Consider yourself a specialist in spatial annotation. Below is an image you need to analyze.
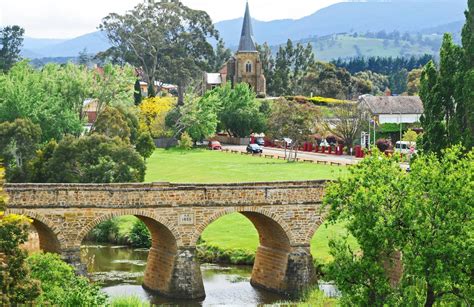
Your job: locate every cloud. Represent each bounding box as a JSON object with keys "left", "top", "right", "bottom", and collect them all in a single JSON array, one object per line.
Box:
[{"left": 0, "top": 0, "right": 342, "bottom": 38}]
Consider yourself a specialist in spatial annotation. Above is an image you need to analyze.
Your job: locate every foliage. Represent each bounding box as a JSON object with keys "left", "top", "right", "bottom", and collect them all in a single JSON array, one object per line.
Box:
[
  {"left": 402, "top": 129, "right": 418, "bottom": 143},
  {"left": 400, "top": 147, "right": 473, "bottom": 306},
  {"left": 87, "top": 218, "right": 120, "bottom": 243},
  {"left": 406, "top": 68, "right": 422, "bottom": 95},
  {"left": 323, "top": 150, "right": 409, "bottom": 305},
  {"left": 0, "top": 25, "right": 24, "bottom": 72},
  {"left": 302, "top": 62, "right": 353, "bottom": 99},
  {"left": 267, "top": 98, "right": 319, "bottom": 161},
  {"left": 197, "top": 244, "right": 254, "bottom": 265},
  {"left": 420, "top": 25, "right": 474, "bottom": 152},
  {"left": 177, "top": 132, "right": 193, "bottom": 150},
  {"left": 128, "top": 220, "right": 151, "bottom": 248},
  {"left": 323, "top": 147, "right": 473, "bottom": 306},
  {"left": 110, "top": 295, "right": 149, "bottom": 307},
  {"left": 135, "top": 132, "right": 155, "bottom": 161},
  {"left": 175, "top": 93, "right": 220, "bottom": 142},
  {"left": 27, "top": 253, "right": 108, "bottom": 306},
  {"left": 323, "top": 103, "right": 366, "bottom": 148},
  {"left": 210, "top": 39, "right": 232, "bottom": 72},
  {"left": 353, "top": 70, "right": 390, "bottom": 95},
  {"left": 375, "top": 138, "right": 392, "bottom": 152},
  {"left": 217, "top": 83, "right": 266, "bottom": 137},
  {"left": 0, "top": 213, "right": 41, "bottom": 304},
  {"left": 285, "top": 95, "right": 349, "bottom": 106},
  {"left": 100, "top": 0, "right": 218, "bottom": 103},
  {"left": 93, "top": 106, "right": 131, "bottom": 142},
  {"left": 42, "top": 134, "right": 145, "bottom": 183},
  {"left": 0, "top": 118, "right": 42, "bottom": 182},
  {"left": 138, "top": 96, "right": 175, "bottom": 138}
]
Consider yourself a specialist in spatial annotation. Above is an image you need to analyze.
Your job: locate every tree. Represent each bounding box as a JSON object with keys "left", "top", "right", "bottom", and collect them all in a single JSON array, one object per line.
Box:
[
  {"left": 0, "top": 213, "right": 41, "bottom": 304},
  {"left": 210, "top": 39, "right": 232, "bottom": 72},
  {"left": 402, "top": 129, "right": 418, "bottom": 144},
  {"left": 420, "top": 61, "right": 446, "bottom": 154},
  {"left": 138, "top": 96, "right": 175, "bottom": 138},
  {"left": 323, "top": 150, "right": 407, "bottom": 306},
  {"left": 100, "top": 0, "right": 219, "bottom": 104},
  {"left": 218, "top": 83, "right": 266, "bottom": 138},
  {"left": 0, "top": 119, "right": 42, "bottom": 182},
  {"left": 46, "top": 134, "right": 146, "bottom": 183},
  {"left": 0, "top": 25, "right": 24, "bottom": 72},
  {"left": 135, "top": 132, "right": 155, "bottom": 161},
  {"left": 256, "top": 42, "right": 275, "bottom": 93},
  {"left": 402, "top": 146, "right": 473, "bottom": 306},
  {"left": 406, "top": 68, "right": 422, "bottom": 95},
  {"left": 267, "top": 99, "right": 319, "bottom": 161},
  {"left": 93, "top": 106, "right": 131, "bottom": 142},
  {"left": 303, "top": 62, "right": 352, "bottom": 99},
  {"left": 389, "top": 68, "right": 408, "bottom": 95},
  {"left": 323, "top": 147, "right": 473, "bottom": 306},
  {"left": 354, "top": 71, "right": 389, "bottom": 95},
  {"left": 134, "top": 79, "right": 143, "bottom": 106},
  {"left": 77, "top": 48, "right": 92, "bottom": 66},
  {"left": 175, "top": 92, "right": 220, "bottom": 142},
  {"left": 323, "top": 103, "right": 366, "bottom": 149}
]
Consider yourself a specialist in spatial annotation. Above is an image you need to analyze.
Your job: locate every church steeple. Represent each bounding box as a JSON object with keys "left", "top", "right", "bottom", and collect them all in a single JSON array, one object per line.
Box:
[{"left": 238, "top": 2, "right": 257, "bottom": 52}]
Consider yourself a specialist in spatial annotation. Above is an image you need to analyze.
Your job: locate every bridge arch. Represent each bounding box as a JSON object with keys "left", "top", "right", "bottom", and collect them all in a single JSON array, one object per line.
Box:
[
  {"left": 6, "top": 209, "right": 62, "bottom": 254},
  {"left": 193, "top": 207, "right": 299, "bottom": 294},
  {"left": 78, "top": 210, "right": 182, "bottom": 295}
]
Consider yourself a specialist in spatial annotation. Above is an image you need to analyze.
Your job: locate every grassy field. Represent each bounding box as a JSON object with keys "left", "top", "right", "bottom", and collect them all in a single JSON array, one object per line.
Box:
[
  {"left": 145, "top": 148, "right": 346, "bottom": 183},
  {"left": 201, "top": 213, "right": 357, "bottom": 264}
]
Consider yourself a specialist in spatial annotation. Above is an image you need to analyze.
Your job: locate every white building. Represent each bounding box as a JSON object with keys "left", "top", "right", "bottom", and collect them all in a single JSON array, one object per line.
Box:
[{"left": 358, "top": 95, "right": 424, "bottom": 124}]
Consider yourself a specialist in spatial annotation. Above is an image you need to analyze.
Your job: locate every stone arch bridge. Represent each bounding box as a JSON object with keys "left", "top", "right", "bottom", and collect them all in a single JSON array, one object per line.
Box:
[{"left": 5, "top": 180, "right": 327, "bottom": 299}]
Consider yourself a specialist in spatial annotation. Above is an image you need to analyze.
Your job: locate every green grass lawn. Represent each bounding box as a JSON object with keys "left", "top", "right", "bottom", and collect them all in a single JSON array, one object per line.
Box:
[
  {"left": 145, "top": 148, "right": 347, "bottom": 183},
  {"left": 201, "top": 213, "right": 358, "bottom": 264}
]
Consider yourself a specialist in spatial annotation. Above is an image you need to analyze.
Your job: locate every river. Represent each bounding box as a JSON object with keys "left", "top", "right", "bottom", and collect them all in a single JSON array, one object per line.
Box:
[{"left": 81, "top": 244, "right": 338, "bottom": 305}]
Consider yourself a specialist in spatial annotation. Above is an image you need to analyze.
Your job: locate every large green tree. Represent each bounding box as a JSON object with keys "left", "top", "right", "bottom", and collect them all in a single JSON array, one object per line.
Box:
[
  {"left": 324, "top": 147, "right": 473, "bottom": 306},
  {"left": 0, "top": 119, "right": 42, "bottom": 182},
  {"left": 100, "top": 0, "right": 219, "bottom": 104},
  {"left": 0, "top": 26, "right": 24, "bottom": 72}
]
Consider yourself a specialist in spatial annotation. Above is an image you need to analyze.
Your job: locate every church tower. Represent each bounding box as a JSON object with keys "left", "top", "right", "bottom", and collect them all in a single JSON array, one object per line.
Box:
[{"left": 227, "top": 2, "right": 266, "bottom": 97}]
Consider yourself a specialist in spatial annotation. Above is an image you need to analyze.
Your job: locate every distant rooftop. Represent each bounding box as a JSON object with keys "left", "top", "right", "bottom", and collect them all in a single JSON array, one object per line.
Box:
[{"left": 359, "top": 95, "right": 424, "bottom": 115}]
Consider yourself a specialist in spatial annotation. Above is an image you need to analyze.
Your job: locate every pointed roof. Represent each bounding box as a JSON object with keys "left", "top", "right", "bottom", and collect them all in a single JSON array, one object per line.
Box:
[{"left": 238, "top": 2, "right": 257, "bottom": 52}]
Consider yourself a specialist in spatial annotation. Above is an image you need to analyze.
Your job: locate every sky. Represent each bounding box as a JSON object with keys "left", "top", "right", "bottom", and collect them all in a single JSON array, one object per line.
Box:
[{"left": 0, "top": 0, "right": 344, "bottom": 39}]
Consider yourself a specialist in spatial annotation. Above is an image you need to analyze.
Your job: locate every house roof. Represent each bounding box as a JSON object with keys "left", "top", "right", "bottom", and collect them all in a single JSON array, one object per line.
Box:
[
  {"left": 359, "top": 95, "right": 424, "bottom": 115},
  {"left": 205, "top": 73, "right": 222, "bottom": 85},
  {"left": 238, "top": 2, "right": 257, "bottom": 52}
]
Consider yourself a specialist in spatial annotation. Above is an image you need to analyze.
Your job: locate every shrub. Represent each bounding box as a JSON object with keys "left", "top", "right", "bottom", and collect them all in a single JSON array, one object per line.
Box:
[
  {"left": 110, "top": 295, "right": 149, "bottom": 307},
  {"left": 376, "top": 138, "right": 392, "bottom": 152},
  {"left": 86, "top": 218, "right": 120, "bottom": 243},
  {"left": 177, "top": 132, "right": 193, "bottom": 150},
  {"left": 196, "top": 244, "right": 254, "bottom": 265},
  {"left": 27, "top": 253, "right": 108, "bottom": 306},
  {"left": 129, "top": 220, "right": 151, "bottom": 248},
  {"left": 135, "top": 132, "right": 155, "bottom": 160}
]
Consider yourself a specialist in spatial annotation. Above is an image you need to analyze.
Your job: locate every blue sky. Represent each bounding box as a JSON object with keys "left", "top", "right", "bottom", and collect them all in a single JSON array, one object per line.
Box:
[{"left": 0, "top": 0, "right": 343, "bottom": 38}]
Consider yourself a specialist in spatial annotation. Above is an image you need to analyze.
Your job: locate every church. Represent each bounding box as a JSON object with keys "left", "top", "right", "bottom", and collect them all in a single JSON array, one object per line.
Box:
[{"left": 203, "top": 2, "right": 266, "bottom": 97}]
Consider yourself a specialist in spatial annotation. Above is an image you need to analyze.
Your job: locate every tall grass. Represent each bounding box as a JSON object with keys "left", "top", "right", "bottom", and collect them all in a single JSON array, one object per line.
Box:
[{"left": 109, "top": 295, "right": 149, "bottom": 307}]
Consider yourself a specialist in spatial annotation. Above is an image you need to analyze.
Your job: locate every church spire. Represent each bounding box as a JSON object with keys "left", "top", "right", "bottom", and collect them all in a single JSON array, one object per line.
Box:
[{"left": 238, "top": 2, "right": 257, "bottom": 52}]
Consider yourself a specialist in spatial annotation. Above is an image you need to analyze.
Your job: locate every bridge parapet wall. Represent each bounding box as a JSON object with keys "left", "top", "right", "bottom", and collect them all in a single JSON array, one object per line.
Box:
[{"left": 4, "top": 180, "right": 327, "bottom": 208}]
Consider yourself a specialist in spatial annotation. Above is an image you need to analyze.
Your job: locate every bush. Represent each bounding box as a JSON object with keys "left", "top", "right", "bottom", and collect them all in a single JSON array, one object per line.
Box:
[
  {"left": 197, "top": 244, "right": 254, "bottom": 265},
  {"left": 285, "top": 95, "right": 350, "bottom": 106},
  {"left": 27, "top": 253, "right": 108, "bottom": 306},
  {"left": 177, "top": 132, "right": 193, "bottom": 150},
  {"left": 129, "top": 220, "right": 151, "bottom": 248},
  {"left": 110, "top": 295, "right": 149, "bottom": 307},
  {"left": 376, "top": 138, "right": 392, "bottom": 152},
  {"left": 86, "top": 218, "right": 120, "bottom": 243}
]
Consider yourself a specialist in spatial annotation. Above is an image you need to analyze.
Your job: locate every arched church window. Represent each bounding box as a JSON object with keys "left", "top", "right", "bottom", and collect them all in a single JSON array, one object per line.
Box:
[{"left": 245, "top": 61, "right": 252, "bottom": 73}]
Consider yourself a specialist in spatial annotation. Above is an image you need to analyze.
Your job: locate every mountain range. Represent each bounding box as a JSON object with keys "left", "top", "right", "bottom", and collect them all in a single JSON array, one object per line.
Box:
[{"left": 21, "top": 0, "right": 468, "bottom": 60}]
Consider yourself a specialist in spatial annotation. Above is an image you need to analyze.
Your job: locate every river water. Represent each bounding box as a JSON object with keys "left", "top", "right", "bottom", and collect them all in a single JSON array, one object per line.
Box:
[{"left": 82, "top": 244, "right": 288, "bottom": 305}]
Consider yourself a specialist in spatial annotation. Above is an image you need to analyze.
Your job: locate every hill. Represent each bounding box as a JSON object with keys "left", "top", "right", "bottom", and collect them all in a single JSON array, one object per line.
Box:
[
  {"left": 294, "top": 33, "right": 443, "bottom": 62},
  {"left": 215, "top": 0, "right": 466, "bottom": 48}
]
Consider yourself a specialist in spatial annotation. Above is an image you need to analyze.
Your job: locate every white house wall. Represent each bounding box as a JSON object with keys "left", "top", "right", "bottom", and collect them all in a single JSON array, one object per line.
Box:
[{"left": 379, "top": 114, "right": 421, "bottom": 124}]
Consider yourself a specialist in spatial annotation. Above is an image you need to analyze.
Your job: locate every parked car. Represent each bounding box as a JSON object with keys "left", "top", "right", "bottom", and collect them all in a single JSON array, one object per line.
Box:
[
  {"left": 394, "top": 141, "right": 416, "bottom": 154},
  {"left": 247, "top": 144, "right": 263, "bottom": 154},
  {"left": 208, "top": 141, "right": 222, "bottom": 150},
  {"left": 255, "top": 137, "right": 265, "bottom": 146}
]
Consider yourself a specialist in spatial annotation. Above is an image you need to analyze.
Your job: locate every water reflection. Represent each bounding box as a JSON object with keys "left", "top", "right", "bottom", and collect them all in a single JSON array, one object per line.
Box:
[{"left": 81, "top": 244, "right": 286, "bottom": 305}]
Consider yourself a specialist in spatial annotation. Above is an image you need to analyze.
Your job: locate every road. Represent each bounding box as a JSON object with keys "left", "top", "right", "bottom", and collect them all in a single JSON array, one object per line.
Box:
[{"left": 222, "top": 145, "right": 361, "bottom": 166}]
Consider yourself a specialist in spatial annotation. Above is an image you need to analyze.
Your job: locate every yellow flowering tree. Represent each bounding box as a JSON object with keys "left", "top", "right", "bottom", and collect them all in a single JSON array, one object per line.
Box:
[{"left": 138, "top": 97, "right": 175, "bottom": 138}]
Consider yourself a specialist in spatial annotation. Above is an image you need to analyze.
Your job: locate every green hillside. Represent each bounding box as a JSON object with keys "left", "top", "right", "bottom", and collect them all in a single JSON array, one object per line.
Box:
[{"left": 308, "top": 34, "right": 442, "bottom": 61}]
